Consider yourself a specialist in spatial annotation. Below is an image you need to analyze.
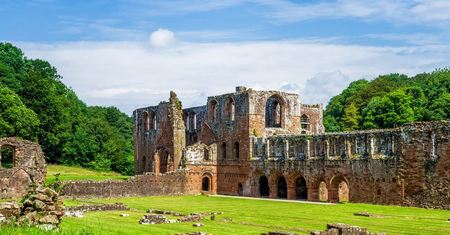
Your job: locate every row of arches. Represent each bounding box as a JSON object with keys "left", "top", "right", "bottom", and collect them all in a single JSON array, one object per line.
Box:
[
  {"left": 221, "top": 142, "right": 240, "bottom": 159},
  {"left": 257, "top": 175, "right": 349, "bottom": 202},
  {"left": 143, "top": 111, "right": 156, "bottom": 131},
  {"left": 209, "top": 97, "right": 235, "bottom": 123}
]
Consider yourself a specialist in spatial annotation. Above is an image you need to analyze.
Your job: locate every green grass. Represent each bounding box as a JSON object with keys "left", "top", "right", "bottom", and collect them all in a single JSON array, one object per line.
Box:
[
  {"left": 45, "top": 165, "right": 129, "bottom": 184},
  {"left": 3, "top": 195, "right": 449, "bottom": 235}
]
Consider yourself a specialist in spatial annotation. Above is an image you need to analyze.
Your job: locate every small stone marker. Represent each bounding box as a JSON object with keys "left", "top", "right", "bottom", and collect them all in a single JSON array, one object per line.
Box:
[
  {"left": 210, "top": 215, "right": 215, "bottom": 220},
  {"left": 120, "top": 213, "right": 129, "bottom": 217},
  {"left": 193, "top": 223, "right": 204, "bottom": 227}
]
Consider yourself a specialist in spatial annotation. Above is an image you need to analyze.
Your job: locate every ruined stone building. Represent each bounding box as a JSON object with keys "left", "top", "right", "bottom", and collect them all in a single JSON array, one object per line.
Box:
[
  {"left": 0, "top": 137, "right": 47, "bottom": 198},
  {"left": 62, "top": 87, "right": 448, "bottom": 208},
  {"left": 129, "top": 87, "right": 449, "bottom": 206}
]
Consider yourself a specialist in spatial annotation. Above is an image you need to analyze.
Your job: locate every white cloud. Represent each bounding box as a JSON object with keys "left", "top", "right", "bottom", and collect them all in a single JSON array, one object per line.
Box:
[
  {"left": 149, "top": 29, "right": 175, "bottom": 47},
  {"left": 260, "top": 0, "right": 450, "bottom": 27},
  {"left": 18, "top": 40, "right": 450, "bottom": 115}
]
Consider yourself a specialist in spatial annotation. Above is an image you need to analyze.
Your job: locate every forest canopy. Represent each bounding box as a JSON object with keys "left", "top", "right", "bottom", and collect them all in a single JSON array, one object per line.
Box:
[
  {"left": 0, "top": 42, "right": 134, "bottom": 175},
  {"left": 324, "top": 70, "right": 450, "bottom": 132}
]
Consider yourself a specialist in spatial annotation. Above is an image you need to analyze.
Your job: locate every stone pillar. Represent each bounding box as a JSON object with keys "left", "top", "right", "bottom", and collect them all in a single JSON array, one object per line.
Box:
[
  {"left": 284, "top": 139, "right": 289, "bottom": 160},
  {"left": 345, "top": 138, "right": 352, "bottom": 158},
  {"left": 249, "top": 137, "right": 254, "bottom": 160},
  {"left": 369, "top": 137, "right": 375, "bottom": 157},
  {"left": 306, "top": 140, "right": 311, "bottom": 159},
  {"left": 269, "top": 183, "right": 277, "bottom": 199},
  {"left": 266, "top": 139, "right": 270, "bottom": 159},
  {"left": 325, "top": 140, "right": 330, "bottom": 159},
  {"left": 308, "top": 187, "right": 318, "bottom": 201},
  {"left": 287, "top": 185, "right": 296, "bottom": 200}
]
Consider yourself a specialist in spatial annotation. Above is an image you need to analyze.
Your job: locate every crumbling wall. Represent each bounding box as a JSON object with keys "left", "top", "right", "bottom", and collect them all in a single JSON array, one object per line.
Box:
[
  {"left": 0, "top": 137, "right": 46, "bottom": 199},
  {"left": 62, "top": 170, "right": 211, "bottom": 198},
  {"left": 301, "top": 104, "right": 324, "bottom": 134},
  {"left": 133, "top": 91, "right": 186, "bottom": 174}
]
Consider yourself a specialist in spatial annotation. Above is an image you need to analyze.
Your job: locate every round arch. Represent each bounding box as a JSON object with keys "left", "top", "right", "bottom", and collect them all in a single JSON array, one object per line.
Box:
[
  {"left": 295, "top": 176, "right": 308, "bottom": 200},
  {"left": 329, "top": 175, "right": 349, "bottom": 203},
  {"left": 265, "top": 94, "right": 285, "bottom": 128},
  {"left": 277, "top": 176, "right": 287, "bottom": 198}
]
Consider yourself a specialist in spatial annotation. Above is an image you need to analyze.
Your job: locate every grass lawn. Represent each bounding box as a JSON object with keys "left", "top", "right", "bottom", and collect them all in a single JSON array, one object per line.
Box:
[
  {"left": 45, "top": 165, "right": 130, "bottom": 184},
  {"left": 3, "top": 195, "right": 449, "bottom": 235}
]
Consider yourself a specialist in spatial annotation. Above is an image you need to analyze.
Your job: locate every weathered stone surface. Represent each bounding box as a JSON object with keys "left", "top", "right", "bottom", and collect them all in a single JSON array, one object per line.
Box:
[
  {"left": 140, "top": 214, "right": 167, "bottom": 224},
  {"left": 310, "top": 223, "right": 386, "bottom": 235},
  {"left": 0, "top": 137, "right": 47, "bottom": 199},
  {"left": 0, "top": 202, "right": 20, "bottom": 218}
]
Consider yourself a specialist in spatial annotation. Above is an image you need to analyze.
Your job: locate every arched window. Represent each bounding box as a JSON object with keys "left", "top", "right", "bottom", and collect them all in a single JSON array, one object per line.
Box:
[
  {"left": 259, "top": 176, "right": 270, "bottom": 197},
  {"left": 233, "top": 142, "right": 240, "bottom": 159},
  {"left": 209, "top": 100, "right": 218, "bottom": 123},
  {"left": 143, "top": 112, "right": 150, "bottom": 131},
  {"left": 319, "top": 181, "right": 328, "bottom": 202},
  {"left": 277, "top": 176, "right": 287, "bottom": 198},
  {"left": 186, "top": 115, "right": 190, "bottom": 130},
  {"left": 301, "top": 114, "right": 310, "bottom": 132},
  {"left": 192, "top": 113, "right": 197, "bottom": 130},
  {"left": 265, "top": 95, "right": 283, "bottom": 127},
  {"left": 202, "top": 176, "right": 210, "bottom": 191},
  {"left": 221, "top": 142, "right": 227, "bottom": 159},
  {"left": 0, "top": 145, "right": 15, "bottom": 169},
  {"left": 204, "top": 148, "right": 210, "bottom": 161},
  {"left": 225, "top": 97, "right": 235, "bottom": 121},
  {"left": 149, "top": 111, "right": 156, "bottom": 130}
]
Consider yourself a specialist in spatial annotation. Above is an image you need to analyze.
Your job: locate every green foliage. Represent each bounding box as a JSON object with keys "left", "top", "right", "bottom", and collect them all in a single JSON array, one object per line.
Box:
[
  {"left": 0, "top": 42, "right": 134, "bottom": 175},
  {"left": 325, "top": 70, "right": 450, "bottom": 131},
  {"left": 0, "top": 84, "right": 40, "bottom": 140}
]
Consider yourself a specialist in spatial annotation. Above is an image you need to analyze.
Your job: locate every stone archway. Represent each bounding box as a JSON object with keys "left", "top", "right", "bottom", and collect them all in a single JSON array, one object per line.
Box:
[
  {"left": 330, "top": 176, "right": 349, "bottom": 203},
  {"left": 259, "top": 176, "right": 270, "bottom": 197},
  {"left": 237, "top": 183, "right": 243, "bottom": 196},
  {"left": 318, "top": 181, "right": 328, "bottom": 202},
  {"left": 295, "top": 176, "right": 308, "bottom": 200},
  {"left": 277, "top": 176, "right": 287, "bottom": 198},
  {"left": 202, "top": 175, "right": 211, "bottom": 192}
]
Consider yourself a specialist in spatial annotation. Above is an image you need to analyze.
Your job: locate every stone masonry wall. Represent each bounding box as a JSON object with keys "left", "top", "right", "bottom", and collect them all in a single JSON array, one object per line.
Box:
[{"left": 0, "top": 137, "right": 47, "bottom": 199}]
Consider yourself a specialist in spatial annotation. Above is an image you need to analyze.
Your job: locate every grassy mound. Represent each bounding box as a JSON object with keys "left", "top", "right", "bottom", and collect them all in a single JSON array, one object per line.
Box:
[{"left": 45, "top": 165, "right": 130, "bottom": 184}]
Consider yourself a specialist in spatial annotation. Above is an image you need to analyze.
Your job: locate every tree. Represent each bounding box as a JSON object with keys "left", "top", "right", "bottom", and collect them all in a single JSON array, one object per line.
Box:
[
  {"left": 342, "top": 103, "right": 360, "bottom": 131},
  {"left": 0, "top": 84, "right": 40, "bottom": 140}
]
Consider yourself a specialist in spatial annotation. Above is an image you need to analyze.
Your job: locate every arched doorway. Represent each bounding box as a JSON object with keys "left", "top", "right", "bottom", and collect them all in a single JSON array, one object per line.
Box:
[
  {"left": 277, "top": 176, "right": 287, "bottom": 198},
  {"left": 330, "top": 176, "right": 349, "bottom": 203},
  {"left": 202, "top": 176, "right": 210, "bottom": 191},
  {"left": 159, "top": 150, "right": 169, "bottom": 174},
  {"left": 319, "top": 181, "right": 328, "bottom": 202},
  {"left": 259, "top": 176, "right": 270, "bottom": 197},
  {"left": 295, "top": 176, "right": 308, "bottom": 200},
  {"left": 237, "top": 183, "right": 243, "bottom": 196},
  {"left": 0, "top": 145, "right": 15, "bottom": 168}
]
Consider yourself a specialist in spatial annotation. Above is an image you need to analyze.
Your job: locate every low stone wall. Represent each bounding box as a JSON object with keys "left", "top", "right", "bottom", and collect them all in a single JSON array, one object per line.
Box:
[{"left": 61, "top": 171, "right": 204, "bottom": 198}]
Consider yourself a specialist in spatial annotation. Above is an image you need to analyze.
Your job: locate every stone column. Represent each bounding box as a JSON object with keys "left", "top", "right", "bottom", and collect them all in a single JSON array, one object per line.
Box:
[
  {"left": 266, "top": 139, "right": 270, "bottom": 159},
  {"left": 287, "top": 185, "right": 296, "bottom": 200},
  {"left": 269, "top": 183, "right": 277, "bottom": 199},
  {"left": 345, "top": 138, "right": 352, "bottom": 158},
  {"left": 284, "top": 139, "right": 289, "bottom": 160},
  {"left": 325, "top": 140, "right": 330, "bottom": 159},
  {"left": 306, "top": 140, "right": 311, "bottom": 159}
]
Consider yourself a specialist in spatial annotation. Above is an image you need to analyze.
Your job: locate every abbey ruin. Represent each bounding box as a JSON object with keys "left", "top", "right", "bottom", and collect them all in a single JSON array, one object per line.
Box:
[{"left": 62, "top": 87, "right": 449, "bottom": 208}]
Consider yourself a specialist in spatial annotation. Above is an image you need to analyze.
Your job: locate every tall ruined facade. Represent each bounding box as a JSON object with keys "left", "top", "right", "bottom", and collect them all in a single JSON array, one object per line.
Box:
[{"left": 133, "top": 87, "right": 449, "bottom": 207}]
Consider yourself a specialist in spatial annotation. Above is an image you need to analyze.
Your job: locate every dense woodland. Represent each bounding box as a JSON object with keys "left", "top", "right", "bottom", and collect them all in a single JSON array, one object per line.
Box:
[
  {"left": 0, "top": 43, "right": 134, "bottom": 175},
  {"left": 0, "top": 42, "right": 449, "bottom": 174},
  {"left": 324, "top": 70, "right": 450, "bottom": 132}
]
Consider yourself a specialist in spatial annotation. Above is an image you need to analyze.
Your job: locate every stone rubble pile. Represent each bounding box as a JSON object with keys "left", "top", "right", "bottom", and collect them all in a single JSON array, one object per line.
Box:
[
  {"left": 310, "top": 223, "right": 386, "bottom": 235},
  {"left": 0, "top": 186, "right": 64, "bottom": 229},
  {"left": 65, "top": 203, "right": 129, "bottom": 218},
  {"left": 175, "top": 232, "right": 206, "bottom": 235},
  {"left": 140, "top": 214, "right": 169, "bottom": 224},
  {"left": 139, "top": 209, "right": 222, "bottom": 225}
]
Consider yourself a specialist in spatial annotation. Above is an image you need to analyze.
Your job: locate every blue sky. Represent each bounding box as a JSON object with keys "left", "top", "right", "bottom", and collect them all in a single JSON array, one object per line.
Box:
[{"left": 1, "top": 0, "right": 450, "bottom": 114}]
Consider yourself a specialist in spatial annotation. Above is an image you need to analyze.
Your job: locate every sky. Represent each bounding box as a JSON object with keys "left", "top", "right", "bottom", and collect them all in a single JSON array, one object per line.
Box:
[{"left": 1, "top": 0, "right": 450, "bottom": 115}]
